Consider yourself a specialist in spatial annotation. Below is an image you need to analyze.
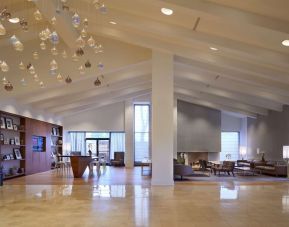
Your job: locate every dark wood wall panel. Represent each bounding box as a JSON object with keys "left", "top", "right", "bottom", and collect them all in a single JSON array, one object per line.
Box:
[{"left": 25, "top": 118, "right": 53, "bottom": 175}]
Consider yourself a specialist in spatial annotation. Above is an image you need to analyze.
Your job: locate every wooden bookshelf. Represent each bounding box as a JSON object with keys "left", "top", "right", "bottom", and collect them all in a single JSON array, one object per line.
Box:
[
  {"left": 1, "top": 110, "right": 63, "bottom": 179},
  {"left": 1, "top": 111, "right": 26, "bottom": 180},
  {"left": 51, "top": 125, "right": 63, "bottom": 168}
]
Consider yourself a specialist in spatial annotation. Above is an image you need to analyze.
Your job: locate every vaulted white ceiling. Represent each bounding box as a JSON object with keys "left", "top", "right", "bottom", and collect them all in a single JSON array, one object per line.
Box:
[{"left": 1, "top": 0, "right": 289, "bottom": 118}]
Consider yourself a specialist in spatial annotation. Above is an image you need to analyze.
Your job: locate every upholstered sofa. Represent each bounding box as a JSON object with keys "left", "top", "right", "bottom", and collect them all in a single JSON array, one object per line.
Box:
[
  {"left": 237, "top": 160, "right": 287, "bottom": 177},
  {"left": 254, "top": 161, "right": 287, "bottom": 177}
]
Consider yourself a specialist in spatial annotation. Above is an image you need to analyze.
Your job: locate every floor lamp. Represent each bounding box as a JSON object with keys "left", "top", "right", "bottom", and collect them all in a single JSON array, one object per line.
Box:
[{"left": 282, "top": 146, "right": 289, "bottom": 178}]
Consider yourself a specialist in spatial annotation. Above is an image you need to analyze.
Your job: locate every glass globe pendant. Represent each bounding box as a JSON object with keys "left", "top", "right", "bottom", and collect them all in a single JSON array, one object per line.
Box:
[
  {"left": 33, "top": 51, "right": 39, "bottom": 60},
  {"left": 0, "top": 22, "right": 6, "bottom": 35},
  {"left": 2, "top": 76, "right": 7, "bottom": 85},
  {"left": 50, "top": 31, "right": 59, "bottom": 45},
  {"left": 80, "top": 28, "right": 87, "bottom": 38},
  {"left": 75, "top": 36, "right": 85, "bottom": 48},
  {"left": 51, "top": 46, "right": 58, "bottom": 55},
  {"left": 19, "top": 61, "right": 25, "bottom": 70},
  {"left": 50, "top": 59, "right": 58, "bottom": 70},
  {"left": 97, "top": 62, "right": 104, "bottom": 70},
  {"left": 34, "top": 9, "right": 42, "bottom": 21},
  {"left": 72, "top": 13, "right": 81, "bottom": 28},
  {"left": 20, "top": 78, "right": 27, "bottom": 86},
  {"left": 72, "top": 53, "right": 79, "bottom": 62},
  {"left": 51, "top": 16, "right": 57, "bottom": 25},
  {"left": 4, "top": 81, "right": 13, "bottom": 91},
  {"left": 33, "top": 74, "right": 39, "bottom": 82},
  {"left": 79, "top": 65, "right": 85, "bottom": 75},
  {"left": 39, "top": 81, "right": 44, "bottom": 88},
  {"left": 65, "top": 76, "right": 72, "bottom": 84},
  {"left": 1, "top": 61, "right": 9, "bottom": 72},
  {"left": 83, "top": 18, "right": 88, "bottom": 28},
  {"left": 57, "top": 73, "right": 63, "bottom": 82},
  {"left": 87, "top": 36, "right": 95, "bottom": 47},
  {"left": 29, "top": 65, "right": 36, "bottom": 74},
  {"left": 62, "top": 50, "right": 67, "bottom": 59},
  {"left": 40, "top": 41, "right": 46, "bottom": 50}
]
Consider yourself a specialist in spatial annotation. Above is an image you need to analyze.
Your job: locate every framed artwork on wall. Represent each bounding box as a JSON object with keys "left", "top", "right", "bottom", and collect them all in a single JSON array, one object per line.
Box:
[
  {"left": 5, "top": 118, "right": 13, "bottom": 130},
  {"left": 14, "top": 136, "right": 20, "bottom": 145},
  {"left": 0, "top": 133, "right": 4, "bottom": 144},
  {"left": 13, "top": 124, "right": 18, "bottom": 131},
  {"left": 10, "top": 138, "right": 15, "bottom": 145},
  {"left": 14, "top": 148, "right": 22, "bottom": 160},
  {"left": 1, "top": 117, "right": 5, "bottom": 129}
]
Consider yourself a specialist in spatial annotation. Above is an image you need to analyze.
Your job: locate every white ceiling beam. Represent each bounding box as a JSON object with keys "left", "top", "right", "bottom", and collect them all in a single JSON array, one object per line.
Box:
[
  {"left": 175, "top": 77, "right": 283, "bottom": 112},
  {"left": 175, "top": 60, "right": 289, "bottom": 98},
  {"left": 176, "top": 93, "right": 257, "bottom": 118},
  {"left": 162, "top": 0, "right": 289, "bottom": 34},
  {"left": 90, "top": 25, "right": 289, "bottom": 90},
  {"left": 175, "top": 63, "right": 289, "bottom": 105},
  {"left": 15, "top": 60, "right": 151, "bottom": 104},
  {"left": 58, "top": 89, "right": 151, "bottom": 117},
  {"left": 86, "top": 8, "right": 289, "bottom": 73},
  {"left": 37, "top": 77, "right": 151, "bottom": 110},
  {"left": 50, "top": 83, "right": 151, "bottom": 113},
  {"left": 175, "top": 87, "right": 268, "bottom": 116}
]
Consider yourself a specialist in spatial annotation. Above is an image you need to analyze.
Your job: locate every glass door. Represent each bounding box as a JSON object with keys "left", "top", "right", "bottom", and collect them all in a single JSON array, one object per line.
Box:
[
  {"left": 85, "top": 139, "right": 97, "bottom": 156},
  {"left": 98, "top": 139, "right": 110, "bottom": 163},
  {"left": 85, "top": 138, "right": 110, "bottom": 163}
]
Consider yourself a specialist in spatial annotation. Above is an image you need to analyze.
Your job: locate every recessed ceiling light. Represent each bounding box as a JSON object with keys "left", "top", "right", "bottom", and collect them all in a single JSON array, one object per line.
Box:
[
  {"left": 282, "top": 40, "right": 289, "bottom": 46},
  {"left": 8, "top": 17, "right": 20, "bottom": 24},
  {"left": 161, "top": 8, "right": 173, "bottom": 16},
  {"left": 210, "top": 47, "right": 218, "bottom": 51},
  {"left": 109, "top": 21, "right": 117, "bottom": 25}
]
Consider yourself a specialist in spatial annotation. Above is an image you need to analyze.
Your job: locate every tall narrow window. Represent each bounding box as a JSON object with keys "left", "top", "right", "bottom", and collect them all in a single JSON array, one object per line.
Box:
[
  {"left": 134, "top": 105, "right": 150, "bottom": 163},
  {"left": 220, "top": 132, "right": 239, "bottom": 161}
]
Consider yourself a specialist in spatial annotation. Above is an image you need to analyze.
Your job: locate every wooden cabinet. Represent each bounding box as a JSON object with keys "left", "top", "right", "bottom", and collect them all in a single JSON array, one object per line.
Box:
[
  {"left": 0, "top": 112, "right": 26, "bottom": 180},
  {"left": 0, "top": 111, "right": 63, "bottom": 179}
]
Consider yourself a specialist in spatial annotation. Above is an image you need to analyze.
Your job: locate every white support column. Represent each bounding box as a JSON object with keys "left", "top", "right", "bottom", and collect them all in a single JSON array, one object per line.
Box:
[
  {"left": 125, "top": 99, "right": 134, "bottom": 168},
  {"left": 151, "top": 50, "right": 174, "bottom": 186}
]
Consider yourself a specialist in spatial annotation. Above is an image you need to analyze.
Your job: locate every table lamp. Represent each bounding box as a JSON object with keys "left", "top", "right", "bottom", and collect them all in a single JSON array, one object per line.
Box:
[
  {"left": 240, "top": 147, "right": 247, "bottom": 160},
  {"left": 283, "top": 146, "right": 289, "bottom": 178}
]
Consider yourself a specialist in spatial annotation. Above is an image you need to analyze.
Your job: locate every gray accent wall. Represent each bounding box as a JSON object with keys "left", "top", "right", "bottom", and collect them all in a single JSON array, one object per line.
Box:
[
  {"left": 177, "top": 100, "right": 221, "bottom": 153},
  {"left": 247, "top": 106, "right": 289, "bottom": 161}
]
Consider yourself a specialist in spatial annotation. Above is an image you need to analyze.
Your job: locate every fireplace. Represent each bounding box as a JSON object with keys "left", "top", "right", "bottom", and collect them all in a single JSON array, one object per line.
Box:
[
  {"left": 177, "top": 152, "right": 209, "bottom": 165},
  {"left": 187, "top": 152, "right": 208, "bottom": 165}
]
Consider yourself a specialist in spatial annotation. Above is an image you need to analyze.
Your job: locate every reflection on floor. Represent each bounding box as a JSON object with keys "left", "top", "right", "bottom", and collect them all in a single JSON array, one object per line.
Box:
[{"left": 1, "top": 167, "right": 289, "bottom": 226}]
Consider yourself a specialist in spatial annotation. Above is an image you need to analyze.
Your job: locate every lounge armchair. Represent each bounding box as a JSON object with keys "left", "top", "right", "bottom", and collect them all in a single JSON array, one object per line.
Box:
[
  {"left": 212, "top": 161, "right": 235, "bottom": 176},
  {"left": 110, "top": 152, "right": 125, "bottom": 166},
  {"left": 199, "top": 159, "right": 211, "bottom": 173},
  {"left": 174, "top": 159, "right": 193, "bottom": 180}
]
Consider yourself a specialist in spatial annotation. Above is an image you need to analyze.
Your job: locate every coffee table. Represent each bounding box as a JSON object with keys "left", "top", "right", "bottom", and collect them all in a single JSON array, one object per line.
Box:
[{"left": 235, "top": 166, "right": 256, "bottom": 176}]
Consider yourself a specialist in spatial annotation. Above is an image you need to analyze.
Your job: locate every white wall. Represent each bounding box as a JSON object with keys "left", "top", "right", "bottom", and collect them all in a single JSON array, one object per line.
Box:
[
  {"left": 62, "top": 102, "right": 125, "bottom": 131},
  {"left": 0, "top": 98, "right": 62, "bottom": 124}
]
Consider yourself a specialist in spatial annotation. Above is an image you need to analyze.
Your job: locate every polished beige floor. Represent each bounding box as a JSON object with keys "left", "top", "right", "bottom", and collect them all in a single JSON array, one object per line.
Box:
[{"left": 1, "top": 167, "right": 289, "bottom": 227}]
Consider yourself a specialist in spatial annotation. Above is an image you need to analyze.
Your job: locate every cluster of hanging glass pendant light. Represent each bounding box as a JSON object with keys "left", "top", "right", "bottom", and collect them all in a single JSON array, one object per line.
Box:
[{"left": 0, "top": 0, "right": 108, "bottom": 92}]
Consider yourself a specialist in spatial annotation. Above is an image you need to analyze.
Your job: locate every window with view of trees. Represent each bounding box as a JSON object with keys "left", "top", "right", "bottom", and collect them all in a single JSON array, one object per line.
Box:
[{"left": 134, "top": 104, "right": 150, "bottom": 163}]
